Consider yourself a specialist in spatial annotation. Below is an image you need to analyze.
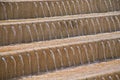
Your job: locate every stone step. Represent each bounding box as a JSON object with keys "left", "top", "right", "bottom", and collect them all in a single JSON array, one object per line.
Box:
[
  {"left": 10, "top": 59, "right": 120, "bottom": 80},
  {"left": 0, "top": 31, "right": 120, "bottom": 80},
  {"left": 0, "top": 0, "right": 120, "bottom": 20},
  {"left": 0, "top": 11, "right": 120, "bottom": 46}
]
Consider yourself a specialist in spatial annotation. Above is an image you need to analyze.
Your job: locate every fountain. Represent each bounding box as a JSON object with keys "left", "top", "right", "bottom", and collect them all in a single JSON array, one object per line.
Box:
[
  {"left": 10, "top": 56, "right": 16, "bottom": 77},
  {"left": 43, "top": 51, "right": 48, "bottom": 72},
  {"left": 33, "top": 24, "right": 39, "bottom": 41},
  {"left": 64, "top": 48, "right": 71, "bottom": 66},
  {"left": 18, "top": 54, "right": 24, "bottom": 75},
  {"left": 35, "top": 51, "right": 40, "bottom": 74}
]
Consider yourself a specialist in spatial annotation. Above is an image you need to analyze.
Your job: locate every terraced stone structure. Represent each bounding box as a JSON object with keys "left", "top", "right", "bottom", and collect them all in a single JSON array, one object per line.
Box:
[{"left": 0, "top": 0, "right": 120, "bottom": 80}]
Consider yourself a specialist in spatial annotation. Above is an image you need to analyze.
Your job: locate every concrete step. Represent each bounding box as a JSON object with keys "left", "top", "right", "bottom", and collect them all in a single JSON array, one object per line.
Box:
[
  {"left": 0, "top": 11, "right": 120, "bottom": 46},
  {"left": 0, "top": 0, "right": 120, "bottom": 20},
  {"left": 0, "top": 31, "right": 120, "bottom": 80},
  {"left": 10, "top": 59, "right": 120, "bottom": 80}
]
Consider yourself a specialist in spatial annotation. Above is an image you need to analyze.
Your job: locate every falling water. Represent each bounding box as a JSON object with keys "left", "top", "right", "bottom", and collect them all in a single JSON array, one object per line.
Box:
[
  {"left": 85, "top": 19, "right": 91, "bottom": 34},
  {"left": 63, "top": 21, "right": 70, "bottom": 37},
  {"left": 35, "top": 51, "right": 40, "bottom": 73},
  {"left": 11, "top": 26, "right": 16, "bottom": 40},
  {"left": 101, "top": 42, "right": 107, "bottom": 61},
  {"left": 110, "top": 16, "right": 116, "bottom": 31},
  {"left": 52, "top": 23, "right": 57, "bottom": 39},
  {"left": 70, "top": 47, "right": 76, "bottom": 66},
  {"left": 46, "top": 23, "right": 52, "bottom": 40},
  {"left": 71, "top": 0, "right": 77, "bottom": 14},
  {"left": 33, "top": 24, "right": 39, "bottom": 41},
  {"left": 15, "top": 2, "right": 19, "bottom": 18},
  {"left": 115, "top": 74, "right": 120, "bottom": 80},
  {"left": 104, "top": 0, "right": 109, "bottom": 10},
  {"left": 1, "top": 57, "right": 7, "bottom": 80},
  {"left": 45, "top": 2, "right": 52, "bottom": 17},
  {"left": 69, "top": 21, "right": 75, "bottom": 36},
  {"left": 76, "top": 0, "right": 81, "bottom": 13},
  {"left": 26, "top": 25, "right": 34, "bottom": 42},
  {"left": 57, "top": 22, "right": 63, "bottom": 38},
  {"left": 1, "top": 3, "right": 7, "bottom": 19},
  {"left": 89, "top": 44, "right": 95, "bottom": 62},
  {"left": 85, "top": 0, "right": 92, "bottom": 13},
  {"left": 107, "top": 41, "right": 114, "bottom": 59},
  {"left": 109, "top": 76, "right": 113, "bottom": 80},
  {"left": 56, "top": 2, "right": 63, "bottom": 15},
  {"left": 57, "top": 49, "right": 64, "bottom": 68},
  {"left": 39, "top": 2, "right": 45, "bottom": 17},
  {"left": 3, "top": 27, "right": 8, "bottom": 44},
  {"left": 27, "top": 53, "right": 32, "bottom": 75},
  {"left": 33, "top": 2, "right": 38, "bottom": 17},
  {"left": 112, "top": 40, "right": 117, "bottom": 58},
  {"left": 64, "top": 48, "right": 71, "bottom": 66},
  {"left": 10, "top": 56, "right": 16, "bottom": 77},
  {"left": 18, "top": 54, "right": 24, "bottom": 75},
  {"left": 18, "top": 25, "right": 22, "bottom": 43},
  {"left": 91, "top": 19, "right": 96, "bottom": 34},
  {"left": 115, "top": 16, "right": 120, "bottom": 29},
  {"left": 8, "top": 3, "right": 13, "bottom": 18},
  {"left": 50, "top": 50, "right": 57, "bottom": 70},
  {"left": 96, "top": 18, "right": 102, "bottom": 33},
  {"left": 108, "top": 0, "right": 113, "bottom": 11},
  {"left": 83, "top": 45, "right": 90, "bottom": 64},
  {"left": 51, "top": 2, "right": 56, "bottom": 16},
  {"left": 39, "top": 24, "right": 44, "bottom": 41},
  {"left": 75, "top": 20, "right": 80, "bottom": 36},
  {"left": 79, "top": 20, "right": 84, "bottom": 35},
  {"left": 61, "top": 1, "right": 67, "bottom": 15},
  {"left": 66, "top": 1, "right": 72, "bottom": 15},
  {"left": 43, "top": 51, "right": 48, "bottom": 72},
  {"left": 105, "top": 17, "right": 112, "bottom": 32},
  {"left": 76, "top": 46, "right": 83, "bottom": 64}
]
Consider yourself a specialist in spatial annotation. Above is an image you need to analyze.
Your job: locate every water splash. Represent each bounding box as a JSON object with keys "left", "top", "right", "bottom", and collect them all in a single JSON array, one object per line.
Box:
[
  {"left": 10, "top": 56, "right": 16, "bottom": 77},
  {"left": 83, "top": 45, "right": 90, "bottom": 64},
  {"left": 27, "top": 53, "right": 32, "bottom": 75},
  {"left": 75, "top": 20, "right": 80, "bottom": 36},
  {"left": 35, "top": 51, "right": 40, "bottom": 74},
  {"left": 2, "top": 57, "right": 7, "bottom": 80},
  {"left": 79, "top": 20, "right": 84, "bottom": 35},
  {"left": 105, "top": 17, "right": 111, "bottom": 32},
  {"left": 89, "top": 44, "right": 95, "bottom": 62},
  {"left": 39, "top": 24, "right": 44, "bottom": 41},
  {"left": 64, "top": 48, "right": 71, "bottom": 66},
  {"left": 33, "top": 24, "right": 39, "bottom": 41},
  {"left": 50, "top": 50, "right": 57, "bottom": 70},
  {"left": 26, "top": 25, "right": 33, "bottom": 42},
  {"left": 69, "top": 21, "right": 74, "bottom": 36},
  {"left": 85, "top": 19, "right": 91, "bottom": 34},
  {"left": 96, "top": 18, "right": 102, "bottom": 33},
  {"left": 91, "top": 19, "right": 96, "bottom": 34},
  {"left": 57, "top": 49, "right": 64, "bottom": 68},
  {"left": 18, "top": 54, "right": 24, "bottom": 75},
  {"left": 11, "top": 26, "right": 16, "bottom": 44},
  {"left": 52, "top": 23, "right": 57, "bottom": 39}
]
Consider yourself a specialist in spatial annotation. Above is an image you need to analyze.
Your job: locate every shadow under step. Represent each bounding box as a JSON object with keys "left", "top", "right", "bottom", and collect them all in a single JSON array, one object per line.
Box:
[
  {"left": 0, "top": 0, "right": 120, "bottom": 20},
  {"left": 11, "top": 59, "right": 120, "bottom": 80},
  {"left": 0, "top": 11, "right": 120, "bottom": 46},
  {"left": 0, "top": 31, "right": 120, "bottom": 80}
]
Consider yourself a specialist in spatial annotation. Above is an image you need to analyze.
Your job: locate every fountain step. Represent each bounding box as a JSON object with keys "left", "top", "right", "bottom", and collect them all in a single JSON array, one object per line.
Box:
[
  {"left": 0, "top": 0, "right": 120, "bottom": 20},
  {"left": 14, "top": 59, "right": 120, "bottom": 80},
  {"left": 10, "top": 59, "right": 120, "bottom": 80},
  {"left": 0, "top": 31, "right": 120, "bottom": 80},
  {"left": 0, "top": 11, "right": 120, "bottom": 46}
]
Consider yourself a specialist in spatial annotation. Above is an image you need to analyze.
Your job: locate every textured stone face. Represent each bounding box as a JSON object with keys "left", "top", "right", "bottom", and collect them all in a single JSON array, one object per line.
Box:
[{"left": 0, "top": 0, "right": 120, "bottom": 20}]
